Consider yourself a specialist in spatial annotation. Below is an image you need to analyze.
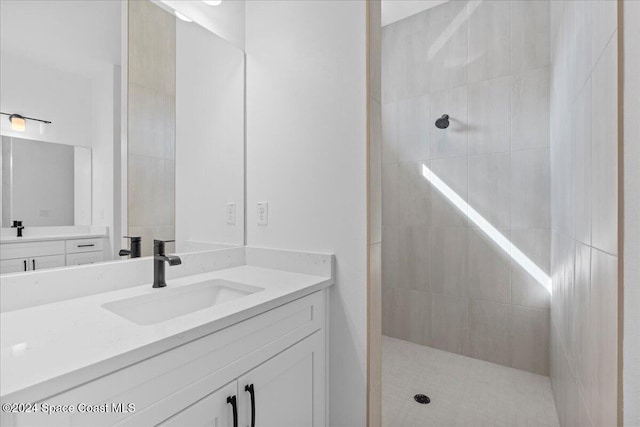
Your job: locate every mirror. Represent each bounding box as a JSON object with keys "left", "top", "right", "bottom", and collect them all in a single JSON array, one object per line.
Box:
[
  {"left": 126, "top": 0, "right": 245, "bottom": 256},
  {"left": 1, "top": 137, "right": 92, "bottom": 227},
  {"left": 0, "top": 0, "right": 245, "bottom": 273}
]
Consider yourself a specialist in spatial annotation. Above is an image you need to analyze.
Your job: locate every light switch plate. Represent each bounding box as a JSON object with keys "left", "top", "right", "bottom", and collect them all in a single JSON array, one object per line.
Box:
[
  {"left": 226, "top": 203, "right": 236, "bottom": 225},
  {"left": 257, "top": 202, "right": 268, "bottom": 225}
]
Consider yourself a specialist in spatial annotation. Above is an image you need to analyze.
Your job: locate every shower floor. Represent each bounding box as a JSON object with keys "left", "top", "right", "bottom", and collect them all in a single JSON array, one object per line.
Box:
[{"left": 382, "top": 336, "right": 560, "bottom": 427}]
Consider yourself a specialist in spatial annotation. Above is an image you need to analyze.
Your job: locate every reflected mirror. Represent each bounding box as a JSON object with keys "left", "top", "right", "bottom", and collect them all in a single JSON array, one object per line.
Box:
[
  {"left": 1, "top": 137, "right": 92, "bottom": 227},
  {"left": 0, "top": 0, "right": 245, "bottom": 274}
]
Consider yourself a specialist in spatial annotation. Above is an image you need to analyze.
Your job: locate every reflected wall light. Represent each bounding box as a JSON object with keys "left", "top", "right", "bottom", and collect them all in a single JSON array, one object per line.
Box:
[
  {"left": 174, "top": 10, "right": 193, "bottom": 22},
  {"left": 1, "top": 112, "right": 51, "bottom": 132},
  {"left": 203, "top": 0, "right": 222, "bottom": 5},
  {"left": 421, "top": 163, "right": 552, "bottom": 294}
]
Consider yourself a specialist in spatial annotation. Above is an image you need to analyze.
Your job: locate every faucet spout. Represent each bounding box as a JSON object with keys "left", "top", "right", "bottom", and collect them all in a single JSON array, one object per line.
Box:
[{"left": 152, "top": 239, "right": 181, "bottom": 288}]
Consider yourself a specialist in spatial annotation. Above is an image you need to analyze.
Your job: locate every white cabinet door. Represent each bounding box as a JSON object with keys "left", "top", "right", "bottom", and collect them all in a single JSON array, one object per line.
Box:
[
  {"left": 0, "top": 258, "right": 28, "bottom": 274},
  {"left": 30, "top": 255, "right": 66, "bottom": 271},
  {"left": 66, "top": 251, "right": 104, "bottom": 266},
  {"left": 238, "top": 332, "right": 325, "bottom": 427},
  {"left": 159, "top": 381, "right": 238, "bottom": 427}
]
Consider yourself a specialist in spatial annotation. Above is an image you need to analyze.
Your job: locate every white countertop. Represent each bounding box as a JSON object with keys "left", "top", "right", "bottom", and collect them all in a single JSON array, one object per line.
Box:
[
  {"left": 0, "top": 233, "right": 107, "bottom": 244},
  {"left": 0, "top": 265, "right": 332, "bottom": 402}
]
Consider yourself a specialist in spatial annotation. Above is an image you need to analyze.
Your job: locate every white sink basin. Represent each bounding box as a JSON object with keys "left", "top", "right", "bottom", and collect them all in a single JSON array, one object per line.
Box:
[{"left": 102, "top": 279, "right": 263, "bottom": 325}]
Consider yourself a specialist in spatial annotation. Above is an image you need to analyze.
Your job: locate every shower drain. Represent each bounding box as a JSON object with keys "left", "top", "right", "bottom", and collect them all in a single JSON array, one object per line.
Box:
[{"left": 414, "top": 394, "right": 431, "bottom": 404}]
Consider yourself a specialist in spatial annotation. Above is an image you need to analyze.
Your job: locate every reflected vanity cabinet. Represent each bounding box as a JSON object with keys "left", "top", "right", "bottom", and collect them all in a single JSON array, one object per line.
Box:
[{"left": 0, "top": 237, "right": 106, "bottom": 274}]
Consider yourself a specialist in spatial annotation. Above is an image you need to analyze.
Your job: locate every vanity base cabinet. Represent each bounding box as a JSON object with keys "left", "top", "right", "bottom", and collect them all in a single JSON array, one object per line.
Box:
[
  {"left": 7, "top": 290, "right": 327, "bottom": 427},
  {"left": 0, "top": 255, "right": 65, "bottom": 273}
]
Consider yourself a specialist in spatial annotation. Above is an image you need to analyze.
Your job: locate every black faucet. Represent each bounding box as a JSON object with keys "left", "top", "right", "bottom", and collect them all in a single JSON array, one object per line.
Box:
[
  {"left": 119, "top": 236, "right": 142, "bottom": 258},
  {"left": 11, "top": 220, "right": 24, "bottom": 237},
  {"left": 153, "top": 239, "right": 181, "bottom": 288}
]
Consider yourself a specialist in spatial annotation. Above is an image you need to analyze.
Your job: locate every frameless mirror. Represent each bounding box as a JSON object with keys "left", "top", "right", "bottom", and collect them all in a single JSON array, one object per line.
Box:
[{"left": 0, "top": 0, "right": 245, "bottom": 274}]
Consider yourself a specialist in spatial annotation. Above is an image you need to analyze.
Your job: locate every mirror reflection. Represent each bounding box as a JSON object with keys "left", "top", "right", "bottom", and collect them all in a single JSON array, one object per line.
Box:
[
  {"left": 0, "top": 0, "right": 245, "bottom": 274},
  {"left": 1, "top": 137, "right": 92, "bottom": 227}
]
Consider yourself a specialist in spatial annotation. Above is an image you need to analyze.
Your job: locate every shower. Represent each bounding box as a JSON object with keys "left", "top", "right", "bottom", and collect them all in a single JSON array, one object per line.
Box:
[{"left": 434, "top": 114, "right": 449, "bottom": 129}]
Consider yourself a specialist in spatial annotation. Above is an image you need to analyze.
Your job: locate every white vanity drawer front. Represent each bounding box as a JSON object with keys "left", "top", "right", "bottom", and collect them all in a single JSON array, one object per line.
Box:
[
  {"left": 16, "top": 291, "right": 326, "bottom": 427},
  {"left": 0, "top": 240, "right": 65, "bottom": 260},
  {"left": 65, "top": 238, "right": 104, "bottom": 254},
  {"left": 66, "top": 251, "right": 105, "bottom": 266}
]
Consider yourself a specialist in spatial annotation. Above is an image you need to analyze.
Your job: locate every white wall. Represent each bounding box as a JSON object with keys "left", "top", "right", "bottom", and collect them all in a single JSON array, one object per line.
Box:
[
  {"left": 245, "top": 1, "right": 368, "bottom": 425},
  {"left": 623, "top": 1, "right": 640, "bottom": 425},
  {"left": 0, "top": 53, "right": 92, "bottom": 147},
  {"left": 159, "top": 0, "right": 245, "bottom": 50},
  {"left": 74, "top": 146, "right": 92, "bottom": 225},
  {"left": 175, "top": 20, "right": 245, "bottom": 248},
  {"left": 91, "top": 65, "right": 120, "bottom": 259}
]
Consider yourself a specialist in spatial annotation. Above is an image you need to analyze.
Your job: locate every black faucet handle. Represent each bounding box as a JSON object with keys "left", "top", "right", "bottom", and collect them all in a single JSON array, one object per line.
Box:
[{"left": 153, "top": 239, "right": 175, "bottom": 256}]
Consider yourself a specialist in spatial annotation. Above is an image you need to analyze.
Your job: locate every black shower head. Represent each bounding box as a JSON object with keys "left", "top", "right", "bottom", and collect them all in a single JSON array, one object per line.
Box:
[{"left": 435, "top": 114, "right": 450, "bottom": 129}]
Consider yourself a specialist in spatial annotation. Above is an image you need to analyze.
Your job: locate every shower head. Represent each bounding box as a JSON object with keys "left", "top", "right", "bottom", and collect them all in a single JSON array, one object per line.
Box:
[{"left": 435, "top": 114, "right": 450, "bottom": 129}]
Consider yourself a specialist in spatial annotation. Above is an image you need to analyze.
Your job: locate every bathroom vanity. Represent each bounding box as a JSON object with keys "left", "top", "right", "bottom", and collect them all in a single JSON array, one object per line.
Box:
[
  {"left": 0, "top": 227, "right": 109, "bottom": 274},
  {"left": 0, "top": 247, "right": 333, "bottom": 427}
]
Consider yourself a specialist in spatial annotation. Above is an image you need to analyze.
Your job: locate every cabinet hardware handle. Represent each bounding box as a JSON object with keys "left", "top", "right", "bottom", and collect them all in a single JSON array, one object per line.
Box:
[
  {"left": 32, "top": 259, "right": 36, "bottom": 270},
  {"left": 245, "top": 384, "right": 255, "bottom": 427},
  {"left": 77, "top": 244, "right": 95, "bottom": 248},
  {"left": 227, "top": 395, "right": 238, "bottom": 427},
  {"left": 23, "top": 260, "right": 27, "bottom": 271}
]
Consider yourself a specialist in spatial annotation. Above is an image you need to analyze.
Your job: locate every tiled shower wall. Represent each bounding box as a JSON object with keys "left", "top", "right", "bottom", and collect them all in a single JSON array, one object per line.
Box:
[
  {"left": 381, "top": 0, "right": 551, "bottom": 375},
  {"left": 549, "top": 1, "right": 619, "bottom": 426},
  {"left": 127, "top": 0, "right": 176, "bottom": 256}
]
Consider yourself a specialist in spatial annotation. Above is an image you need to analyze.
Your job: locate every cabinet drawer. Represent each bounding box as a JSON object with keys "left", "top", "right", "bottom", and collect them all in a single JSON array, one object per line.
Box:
[
  {"left": 65, "top": 238, "right": 104, "bottom": 254},
  {"left": 66, "top": 251, "right": 104, "bottom": 266},
  {"left": 0, "top": 240, "right": 65, "bottom": 260}
]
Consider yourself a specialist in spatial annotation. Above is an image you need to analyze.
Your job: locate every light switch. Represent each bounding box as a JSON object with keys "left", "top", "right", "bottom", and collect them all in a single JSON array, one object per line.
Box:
[
  {"left": 226, "top": 203, "right": 236, "bottom": 225},
  {"left": 257, "top": 202, "right": 268, "bottom": 225}
]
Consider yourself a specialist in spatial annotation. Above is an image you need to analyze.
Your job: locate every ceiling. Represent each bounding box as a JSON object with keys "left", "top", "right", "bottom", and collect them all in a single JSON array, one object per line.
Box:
[
  {"left": 0, "top": 0, "right": 121, "bottom": 78},
  {"left": 381, "top": 0, "right": 450, "bottom": 26}
]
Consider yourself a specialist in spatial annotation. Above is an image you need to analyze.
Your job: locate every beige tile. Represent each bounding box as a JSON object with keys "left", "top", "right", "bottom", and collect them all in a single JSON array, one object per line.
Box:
[
  {"left": 381, "top": 24, "right": 407, "bottom": 103},
  {"left": 423, "top": 0, "right": 468, "bottom": 93},
  {"left": 382, "top": 225, "right": 401, "bottom": 289},
  {"left": 511, "top": 1, "right": 550, "bottom": 74},
  {"left": 429, "top": 156, "right": 468, "bottom": 227},
  {"left": 430, "top": 293, "right": 468, "bottom": 354},
  {"left": 165, "top": 95, "right": 176, "bottom": 159},
  {"left": 590, "top": 0, "right": 617, "bottom": 69},
  {"left": 573, "top": 242, "right": 591, "bottom": 391},
  {"left": 467, "top": 227, "right": 511, "bottom": 304},
  {"left": 429, "top": 86, "right": 468, "bottom": 159},
  {"left": 128, "top": 83, "right": 166, "bottom": 159},
  {"left": 511, "top": 148, "right": 550, "bottom": 228},
  {"left": 589, "top": 249, "right": 617, "bottom": 427},
  {"left": 403, "top": 226, "right": 431, "bottom": 292},
  {"left": 511, "top": 228, "right": 550, "bottom": 309},
  {"left": 397, "top": 162, "right": 430, "bottom": 226},
  {"left": 381, "top": 164, "right": 398, "bottom": 226},
  {"left": 430, "top": 227, "right": 468, "bottom": 297},
  {"left": 468, "top": 0, "right": 511, "bottom": 83},
  {"left": 567, "top": 0, "right": 592, "bottom": 99},
  {"left": 468, "top": 76, "right": 512, "bottom": 155},
  {"left": 574, "top": 80, "right": 592, "bottom": 246},
  {"left": 590, "top": 37, "right": 618, "bottom": 255},
  {"left": 467, "top": 299, "right": 511, "bottom": 367},
  {"left": 468, "top": 152, "right": 511, "bottom": 228},
  {"left": 510, "top": 306, "right": 550, "bottom": 375},
  {"left": 397, "top": 95, "right": 430, "bottom": 162},
  {"left": 128, "top": 154, "right": 165, "bottom": 227},
  {"left": 511, "top": 67, "right": 550, "bottom": 151},
  {"left": 382, "top": 102, "right": 398, "bottom": 164},
  {"left": 382, "top": 288, "right": 431, "bottom": 346}
]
